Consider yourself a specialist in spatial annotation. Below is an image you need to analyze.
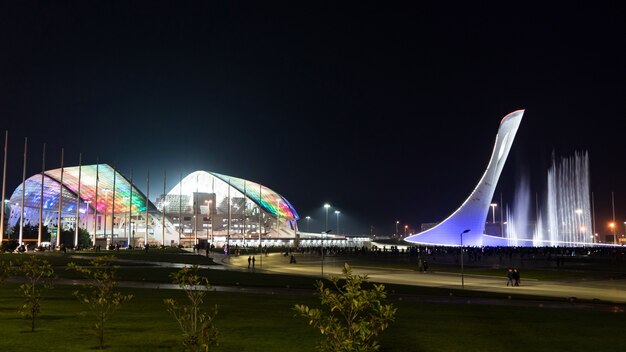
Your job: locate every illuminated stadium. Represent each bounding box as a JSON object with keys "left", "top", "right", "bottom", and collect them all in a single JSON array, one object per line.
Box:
[{"left": 7, "top": 167, "right": 299, "bottom": 247}]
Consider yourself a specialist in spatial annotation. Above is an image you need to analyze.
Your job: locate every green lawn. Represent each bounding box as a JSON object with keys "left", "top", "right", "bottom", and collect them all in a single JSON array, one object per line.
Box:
[
  {"left": 1, "top": 248, "right": 216, "bottom": 267},
  {"left": 0, "top": 283, "right": 622, "bottom": 352}
]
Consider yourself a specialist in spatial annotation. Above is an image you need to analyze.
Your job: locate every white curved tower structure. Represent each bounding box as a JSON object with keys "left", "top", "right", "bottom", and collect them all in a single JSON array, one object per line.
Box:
[{"left": 404, "top": 110, "right": 524, "bottom": 246}]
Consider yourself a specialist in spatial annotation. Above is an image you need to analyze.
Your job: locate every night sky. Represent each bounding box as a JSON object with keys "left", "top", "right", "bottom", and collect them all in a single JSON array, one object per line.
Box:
[{"left": 1, "top": 2, "right": 624, "bottom": 236}]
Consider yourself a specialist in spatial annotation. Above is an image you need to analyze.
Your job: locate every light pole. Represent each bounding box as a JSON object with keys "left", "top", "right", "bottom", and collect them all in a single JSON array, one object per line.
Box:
[
  {"left": 335, "top": 210, "right": 340, "bottom": 236},
  {"left": 306, "top": 216, "right": 310, "bottom": 232},
  {"left": 490, "top": 203, "right": 497, "bottom": 224},
  {"left": 323, "top": 203, "right": 331, "bottom": 277},
  {"left": 404, "top": 225, "right": 408, "bottom": 238},
  {"left": 205, "top": 200, "right": 212, "bottom": 248},
  {"left": 324, "top": 204, "right": 330, "bottom": 232},
  {"left": 460, "top": 229, "right": 470, "bottom": 289},
  {"left": 609, "top": 222, "right": 615, "bottom": 244},
  {"left": 395, "top": 220, "right": 399, "bottom": 238},
  {"left": 84, "top": 200, "right": 91, "bottom": 239}
]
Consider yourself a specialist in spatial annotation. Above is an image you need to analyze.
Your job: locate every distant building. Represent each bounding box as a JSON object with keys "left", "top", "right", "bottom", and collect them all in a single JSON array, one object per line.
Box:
[{"left": 7, "top": 166, "right": 299, "bottom": 247}]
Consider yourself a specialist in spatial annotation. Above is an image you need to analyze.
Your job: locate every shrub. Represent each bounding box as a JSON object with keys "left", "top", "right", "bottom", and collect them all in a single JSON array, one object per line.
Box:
[{"left": 294, "top": 263, "right": 396, "bottom": 352}]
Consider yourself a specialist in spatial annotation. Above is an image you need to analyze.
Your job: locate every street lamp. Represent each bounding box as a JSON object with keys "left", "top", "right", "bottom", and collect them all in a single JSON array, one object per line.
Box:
[
  {"left": 395, "top": 220, "right": 399, "bottom": 238},
  {"left": 335, "top": 210, "right": 340, "bottom": 235},
  {"left": 609, "top": 222, "right": 615, "bottom": 244},
  {"left": 324, "top": 204, "right": 331, "bottom": 232},
  {"left": 404, "top": 225, "right": 408, "bottom": 238},
  {"left": 306, "top": 216, "right": 311, "bottom": 233},
  {"left": 322, "top": 204, "right": 331, "bottom": 277},
  {"left": 460, "top": 229, "right": 470, "bottom": 289},
  {"left": 490, "top": 204, "right": 497, "bottom": 224}
]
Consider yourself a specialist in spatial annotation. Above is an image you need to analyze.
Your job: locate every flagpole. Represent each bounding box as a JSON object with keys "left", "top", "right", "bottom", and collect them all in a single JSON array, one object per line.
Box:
[
  {"left": 178, "top": 172, "right": 182, "bottom": 246},
  {"left": 145, "top": 170, "right": 149, "bottom": 247},
  {"left": 74, "top": 153, "right": 82, "bottom": 248},
  {"left": 111, "top": 163, "right": 116, "bottom": 244},
  {"left": 0, "top": 131, "right": 8, "bottom": 242},
  {"left": 19, "top": 137, "right": 27, "bottom": 244},
  {"left": 56, "top": 148, "right": 64, "bottom": 248},
  {"left": 128, "top": 169, "right": 133, "bottom": 248},
  {"left": 94, "top": 159, "right": 99, "bottom": 245},
  {"left": 162, "top": 170, "right": 166, "bottom": 246},
  {"left": 38, "top": 143, "right": 45, "bottom": 246}
]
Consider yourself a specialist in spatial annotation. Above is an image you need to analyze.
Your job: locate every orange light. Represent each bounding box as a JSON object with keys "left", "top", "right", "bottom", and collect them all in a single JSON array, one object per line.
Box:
[{"left": 609, "top": 222, "right": 615, "bottom": 228}]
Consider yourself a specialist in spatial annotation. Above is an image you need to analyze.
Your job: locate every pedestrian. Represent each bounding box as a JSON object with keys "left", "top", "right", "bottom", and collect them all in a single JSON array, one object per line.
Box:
[
  {"left": 248, "top": 256, "right": 251, "bottom": 269},
  {"left": 513, "top": 269, "right": 521, "bottom": 286},
  {"left": 506, "top": 268, "right": 514, "bottom": 286},
  {"left": 423, "top": 260, "right": 429, "bottom": 272},
  {"left": 252, "top": 256, "right": 256, "bottom": 268}
]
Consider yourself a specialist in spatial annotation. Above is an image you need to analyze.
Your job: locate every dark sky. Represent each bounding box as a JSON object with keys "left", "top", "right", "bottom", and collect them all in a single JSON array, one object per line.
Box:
[{"left": 1, "top": 2, "right": 624, "bottom": 236}]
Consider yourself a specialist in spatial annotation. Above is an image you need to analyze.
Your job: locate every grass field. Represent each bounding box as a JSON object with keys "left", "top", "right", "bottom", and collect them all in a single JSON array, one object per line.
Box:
[
  {"left": 1, "top": 250, "right": 624, "bottom": 351},
  {"left": 0, "top": 283, "right": 623, "bottom": 352}
]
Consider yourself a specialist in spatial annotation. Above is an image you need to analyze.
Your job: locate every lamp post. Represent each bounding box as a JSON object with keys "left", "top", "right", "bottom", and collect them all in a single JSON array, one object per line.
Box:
[
  {"left": 490, "top": 203, "right": 497, "bottom": 224},
  {"left": 205, "top": 200, "right": 212, "bottom": 248},
  {"left": 609, "top": 222, "right": 615, "bottom": 244},
  {"left": 395, "top": 220, "right": 399, "bottom": 238},
  {"left": 306, "top": 216, "right": 310, "bottom": 233},
  {"left": 335, "top": 210, "right": 340, "bottom": 236},
  {"left": 460, "top": 229, "right": 470, "bottom": 289},
  {"left": 323, "top": 203, "right": 331, "bottom": 277},
  {"left": 84, "top": 200, "right": 91, "bottom": 237},
  {"left": 324, "top": 204, "right": 330, "bottom": 232}
]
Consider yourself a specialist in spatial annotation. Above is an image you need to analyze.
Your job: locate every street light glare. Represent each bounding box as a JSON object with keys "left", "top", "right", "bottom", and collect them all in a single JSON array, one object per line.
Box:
[
  {"left": 335, "top": 210, "right": 340, "bottom": 214},
  {"left": 324, "top": 203, "right": 330, "bottom": 208}
]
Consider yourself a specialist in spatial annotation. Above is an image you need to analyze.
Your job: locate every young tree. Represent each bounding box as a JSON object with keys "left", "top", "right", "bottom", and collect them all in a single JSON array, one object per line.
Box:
[
  {"left": 19, "top": 255, "right": 56, "bottom": 332},
  {"left": 0, "top": 259, "right": 14, "bottom": 285},
  {"left": 294, "top": 263, "right": 397, "bottom": 352},
  {"left": 77, "top": 227, "right": 91, "bottom": 248},
  {"left": 164, "top": 265, "right": 218, "bottom": 352},
  {"left": 68, "top": 256, "right": 133, "bottom": 349}
]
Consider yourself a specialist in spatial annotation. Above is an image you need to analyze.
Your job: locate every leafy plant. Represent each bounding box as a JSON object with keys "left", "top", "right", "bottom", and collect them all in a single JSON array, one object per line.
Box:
[
  {"left": 0, "top": 259, "right": 14, "bottom": 285},
  {"left": 19, "top": 255, "right": 56, "bottom": 332},
  {"left": 294, "top": 263, "right": 397, "bottom": 352},
  {"left": 164, "top": 265, "right": 218, "bottom": 352},
  {"left": 68, "top": 256, "right": 133, "bottom": 349}
]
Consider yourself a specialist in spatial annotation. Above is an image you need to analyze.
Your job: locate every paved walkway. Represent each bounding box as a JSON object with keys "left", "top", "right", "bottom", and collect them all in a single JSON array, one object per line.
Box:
[{"left": 220, "top": 252, "right": 626, "bottom": 304}]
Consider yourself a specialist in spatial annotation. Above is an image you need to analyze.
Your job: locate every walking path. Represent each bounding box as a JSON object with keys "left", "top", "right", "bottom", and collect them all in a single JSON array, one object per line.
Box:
[{"left": 220, "top": 252, "right": 626, "bottom": 304}]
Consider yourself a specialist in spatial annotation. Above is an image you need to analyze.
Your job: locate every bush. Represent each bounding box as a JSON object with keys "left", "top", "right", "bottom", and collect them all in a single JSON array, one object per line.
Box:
[{"left": 294, "top": 263, "right": 396, "bottom": 352}]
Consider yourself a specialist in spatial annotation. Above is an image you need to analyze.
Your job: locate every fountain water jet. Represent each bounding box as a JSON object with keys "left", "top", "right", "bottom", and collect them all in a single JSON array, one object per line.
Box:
[{"left": 508, "top": 151, "right": 592, "bottom": 246}]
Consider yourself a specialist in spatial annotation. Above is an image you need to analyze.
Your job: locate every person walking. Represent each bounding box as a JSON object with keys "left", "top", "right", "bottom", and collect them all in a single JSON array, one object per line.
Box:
[
  {"left": 513, "top": 269, "right": 521, "bottom": 286},
  {"left": 247, "top": 256, "right": 251, "bottom": 269},
  {"left": 252, "top": 256, "right": 256, "bottom": 269},
  {"left": 506, "top": 268, "right": 514, "bottom": 286}
]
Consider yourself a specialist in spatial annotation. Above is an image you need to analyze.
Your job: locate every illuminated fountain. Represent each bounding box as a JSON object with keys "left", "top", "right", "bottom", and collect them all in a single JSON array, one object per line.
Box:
[{"left": 507, "top": 151, "right": 592, "bottom": 246}]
